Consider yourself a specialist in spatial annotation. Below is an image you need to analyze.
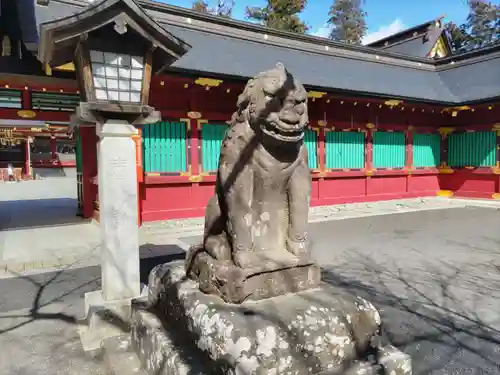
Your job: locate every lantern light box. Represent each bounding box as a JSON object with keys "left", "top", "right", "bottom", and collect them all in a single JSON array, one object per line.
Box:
[
  {"left": 37, "top": 0, "right": 191, "bottom": 119},
  {"left": 90, "top": 51, "right": 145, "bottom": 103}
]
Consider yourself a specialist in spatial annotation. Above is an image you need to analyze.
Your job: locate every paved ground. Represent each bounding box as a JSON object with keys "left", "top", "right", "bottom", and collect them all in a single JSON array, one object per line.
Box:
[
  {"left": 179, "top": 207, "right": 500, "bottom": 374},
  {"left": 315, "top": 207, "right": 500, "bottom": 374},
  {"left": 0, "top": 179, "right": 97, "bottom": 266},
  {"left": 0, "top": 207, "right": 499, "bottom": 374},
  {"left": 3, "top": 178, "right": 500, "bottom": 275},
  {"left": 0, "top": 179, "right": 190, "bottom": 271}
]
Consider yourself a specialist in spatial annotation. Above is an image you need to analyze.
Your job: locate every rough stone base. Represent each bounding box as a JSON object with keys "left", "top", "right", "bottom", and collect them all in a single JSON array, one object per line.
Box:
[
  {"left": 102, "top": 335, "right": 148, "bottom": 375},
  {"left": 131, "top": 302, "right": 210, "bottom": 375},
  {"left": 131, "top": 261, "right": 411, "bottom": 375}
]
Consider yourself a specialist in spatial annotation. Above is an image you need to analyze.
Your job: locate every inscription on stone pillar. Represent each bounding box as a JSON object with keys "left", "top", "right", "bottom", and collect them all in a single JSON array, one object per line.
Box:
[{"left": 98, "top": 120, "right": 140, "bottom": 301}]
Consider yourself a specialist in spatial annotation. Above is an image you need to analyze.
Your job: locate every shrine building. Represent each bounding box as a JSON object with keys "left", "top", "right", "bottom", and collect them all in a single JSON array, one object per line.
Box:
[{"left": 1, "top": 0, "right": 500, "bottom": 223}]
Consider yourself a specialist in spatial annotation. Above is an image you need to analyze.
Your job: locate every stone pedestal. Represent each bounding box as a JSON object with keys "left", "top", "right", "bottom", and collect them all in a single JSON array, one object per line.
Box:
[
  {"left": 125, "top": 261, "right": 412, "bottom": 375},
  {"left": 186, "top": 246, "right": 321, "bottom": 304},
  {"left": 78, "top": 288, "right": 147, "bottom": 353},
  {"left": 79, "top": 120, "right": 142, "bottom": 353}
]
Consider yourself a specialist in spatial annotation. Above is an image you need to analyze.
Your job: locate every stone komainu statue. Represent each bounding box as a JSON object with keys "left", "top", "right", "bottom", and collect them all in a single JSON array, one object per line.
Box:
[
  {"left": 146, "top": 63, "right": 412, "bottom": 375},
  {"left": 186, "top": 63, "right": 320, "bottom": 303}
]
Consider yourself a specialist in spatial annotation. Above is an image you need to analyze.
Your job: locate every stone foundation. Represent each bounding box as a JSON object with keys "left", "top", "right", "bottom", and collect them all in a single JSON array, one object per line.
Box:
[{"left": 129, "top": 261, "right": 412, "bottom": 375}]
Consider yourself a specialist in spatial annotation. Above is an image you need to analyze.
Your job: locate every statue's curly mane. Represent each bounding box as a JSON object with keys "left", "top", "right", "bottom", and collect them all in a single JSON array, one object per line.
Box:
[{"left": 229, "top": 78, "right": 255, "bottom": 126}]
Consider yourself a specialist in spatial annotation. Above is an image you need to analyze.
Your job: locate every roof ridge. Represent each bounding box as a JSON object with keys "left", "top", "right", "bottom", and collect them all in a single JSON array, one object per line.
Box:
[
  {"left": 25, "top": 0, "right": 500, "bottom": 104},
  {"left": 140, "top": 0, "right": 437, "bottom": 64},
  {"left": 366, "top": 16, "right": 445, "bottom": 47},
  {"left": 160, "top": 20, "right": 437, "bottom": 73}
]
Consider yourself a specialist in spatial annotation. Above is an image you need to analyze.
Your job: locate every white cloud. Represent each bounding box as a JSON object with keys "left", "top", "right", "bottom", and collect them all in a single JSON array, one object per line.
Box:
[
  {"left": 311, "top": 24, "right": 332, "bottom": 38},
  {"left": 310, "top": 19, "right": 407, "bottom": 45},
  {"left": 362, "top": 19, "right": 406, "bottom": 45}
]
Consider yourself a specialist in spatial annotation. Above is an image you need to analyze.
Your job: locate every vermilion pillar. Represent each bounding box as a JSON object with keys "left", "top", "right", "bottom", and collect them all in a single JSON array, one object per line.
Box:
[
  {"left": 79, "top": 125, "right": 98, "bottom": 219},
  {"left": 406, "top": 127, "right": 414, "bottom": 169},
  {"left": 50, "top": 135, "right": 57, "bottom": 161},
  {"left": 132, "top": 127, "right": 143, "bottom": 226},
  {"left": 24, "top": 139, "right": 31, "bottom": 178},
  {"left": 406, "top": 127, "right": 414, "bottom": 192},
  {"left": 318, "top": 126, "right": 326, "bottom": 172},
  {"left": 365, "top": 124, "right": 374, "bottom": 196}
]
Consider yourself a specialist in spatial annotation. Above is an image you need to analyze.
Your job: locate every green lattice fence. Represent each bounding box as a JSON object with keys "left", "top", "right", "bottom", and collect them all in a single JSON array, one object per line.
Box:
[
  {"left": 373, "top": 131, "right": 406, "bottom": 169},
  {"left": 325, "top": 131, "right": 365, "bottom": 169},
  {"left": 448, "top": 131, "right": 496, "bottom": 167},
  {"left": 142, "top": 121, "right": 188, "bottom": 173},
  {"left": 413, "top": 133, "right": 441, "bottom": 167},
  {"left": 201, "top": 123, "right": 228, "bottom": 172},
  {"left": 304, "top": 129, "right": 318, "bottom": 169}
]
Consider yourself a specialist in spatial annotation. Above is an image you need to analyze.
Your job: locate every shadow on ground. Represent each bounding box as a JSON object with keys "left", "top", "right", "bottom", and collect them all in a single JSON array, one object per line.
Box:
[
  {"left": 139, "top": 244, "right": 185, "bottom": 284},
  {"left": 1, "top": 241, "right": 500, "bottom": 374},
  {"left": 0, "top": 198, "right": 86, "bottom": 231},
  {"left": 321, "top": 249, "right": 500, "bottom": 374},
  {"left": 0, "top": 244, "right": 186, "bottom": 331},
  {"left": 1, "top": 225, "right": 500, "bottom": 375}
]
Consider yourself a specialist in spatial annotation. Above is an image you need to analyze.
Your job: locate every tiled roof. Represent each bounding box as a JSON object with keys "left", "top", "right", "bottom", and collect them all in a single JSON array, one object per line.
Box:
[
  {"left": 438, "top": 57, "right": 500, "bottom": 102},
  {"left": 18, "top": 0, "right": 500, "bottom": 104},
  {"left": 367, "top": 18, "right": 452, "bottom": 59},
  {"left": 165, "top": 25, "right": 455, "bottom": 102}
]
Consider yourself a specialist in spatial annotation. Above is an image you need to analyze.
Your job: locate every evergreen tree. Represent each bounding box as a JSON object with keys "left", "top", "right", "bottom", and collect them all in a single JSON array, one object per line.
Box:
[
  {"left": 192, "top": 0, "right": 234, "bottom": 17},
  {"left": 444, "top": 21, "right": 471, "bottom": 53},
  {"left": 465, "top": 0, "right": 498, "bottom": 48},
  {"left": 327, "top": 0, "right": 367, "bottom": 44},
  {"left": 214, "top": 0, "right": 234, "bottom": 17},
  {"left": 246, "top": 0, "right": 309, "bottom": 33},
  {"left": 192, "top": 0, "right": 210, "bottom": 13}
]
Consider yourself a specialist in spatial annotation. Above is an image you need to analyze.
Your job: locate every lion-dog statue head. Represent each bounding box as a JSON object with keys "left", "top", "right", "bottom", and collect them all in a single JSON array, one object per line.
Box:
[{"left": 232, "top": 63, "right": 309, "bottom": 143}]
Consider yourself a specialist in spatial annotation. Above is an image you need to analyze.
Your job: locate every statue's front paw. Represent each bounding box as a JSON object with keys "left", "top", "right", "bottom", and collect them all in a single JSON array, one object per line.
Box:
[{"left": 286, "top": 237, "right": 309, "bottom": 259}]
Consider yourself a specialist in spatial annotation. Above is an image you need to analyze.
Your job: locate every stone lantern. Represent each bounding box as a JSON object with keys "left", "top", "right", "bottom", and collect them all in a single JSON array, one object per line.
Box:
[
  {"left": 37, "top": 0, "right": 190, "bottom": 351},
  {"left": 38, "top": 0, "right": 189, "bottom": 122}
]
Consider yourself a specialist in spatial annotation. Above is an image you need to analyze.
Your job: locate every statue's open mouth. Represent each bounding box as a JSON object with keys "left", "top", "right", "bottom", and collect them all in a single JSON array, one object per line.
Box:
[{"left": 261, "top": 121, "right": 304, "bottom": 142}]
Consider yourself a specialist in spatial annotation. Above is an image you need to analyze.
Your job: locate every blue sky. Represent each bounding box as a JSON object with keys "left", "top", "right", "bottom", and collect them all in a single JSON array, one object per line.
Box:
[{"left": 158, "top": 0, "right": 499, "bottom": 44}]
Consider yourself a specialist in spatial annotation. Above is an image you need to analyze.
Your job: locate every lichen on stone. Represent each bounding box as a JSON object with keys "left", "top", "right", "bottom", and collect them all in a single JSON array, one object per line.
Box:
[{"left": 255, "top": 326, "right": 277, "bottom": 357}]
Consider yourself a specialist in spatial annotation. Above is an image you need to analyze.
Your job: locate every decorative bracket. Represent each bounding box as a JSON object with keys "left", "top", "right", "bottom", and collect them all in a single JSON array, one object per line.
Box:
[
  {"left": 384, "top": 100, "right": 403, "bottom": 108},
  {"left": 437, "top": 190, "right": 454, "bottom": 197},
  {"left": 441, "top": 106, "right": 471, "bottom": 117},
  {"left": 492, "top": 124, "right": 500, "bottom": 136},
  {"left": 439, "top": 127, "right": 455, "bottom": 138},
  {"left": 195, "top": 77, "right": 223, "bottom": 89},
  {"left": 187, "top": 111, "right": 202, "bottom": 119},
  {"left": 17, "top": 110, "right": 36, "bottom": 119},
  {"left": 189, "top": 175, "right": 203, "bottom": 182},
  {"left": 196, "top": 119, "right": 208, "bottom": 130},
  {"left": 307, "top": 91, "right": 326, "bottom": 101},
  {"left": 438, "top": 162, "right": 454, "bottom": 174}
]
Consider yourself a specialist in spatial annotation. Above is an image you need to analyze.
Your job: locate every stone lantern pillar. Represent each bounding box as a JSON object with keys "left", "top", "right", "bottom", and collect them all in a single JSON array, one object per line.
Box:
[{"left": 37, "top": 0, "right": 190, "bottom": 351}]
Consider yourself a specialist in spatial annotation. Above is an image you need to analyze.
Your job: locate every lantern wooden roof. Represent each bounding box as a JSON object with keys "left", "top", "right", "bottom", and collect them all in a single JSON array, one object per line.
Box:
[{"left": 37, "top": 0, "right": 191, "bottom": 72}]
